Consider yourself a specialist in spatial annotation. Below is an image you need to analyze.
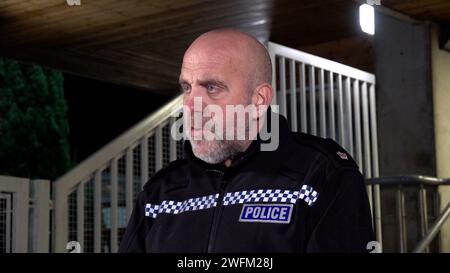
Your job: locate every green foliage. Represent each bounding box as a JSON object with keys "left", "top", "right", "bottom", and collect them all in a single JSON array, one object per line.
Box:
[{"left": 0, "top": 58, "right": 71, "bottom": 180}]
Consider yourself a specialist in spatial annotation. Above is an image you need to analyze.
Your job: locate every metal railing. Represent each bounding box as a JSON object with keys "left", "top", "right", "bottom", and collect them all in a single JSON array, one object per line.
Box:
[
  {"left": 52, "top": 96, "right": 183, "bottom": 252},
  {"left": 366, "top": 175, "right": 450, "bottom": 253},
  {"left": 268, "top": 42, "right": 382, "bottom": 246}
]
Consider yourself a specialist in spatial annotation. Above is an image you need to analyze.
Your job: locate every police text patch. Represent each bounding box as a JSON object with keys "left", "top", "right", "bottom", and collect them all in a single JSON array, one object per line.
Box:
[{"left": 239, "top": 204, "right": 293, "bottom": 224}]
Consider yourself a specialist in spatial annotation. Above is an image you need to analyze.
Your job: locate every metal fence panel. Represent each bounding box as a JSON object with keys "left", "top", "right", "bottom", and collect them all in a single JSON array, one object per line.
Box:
[
  {"left": 268, "top": 42, "right": 381, "bottom": 247},
  {"left": 0, "top": 192, "right": 12, "bottom": 253},
  {"left": 0, "top": 176, "right": 40, "bottom": 253}
]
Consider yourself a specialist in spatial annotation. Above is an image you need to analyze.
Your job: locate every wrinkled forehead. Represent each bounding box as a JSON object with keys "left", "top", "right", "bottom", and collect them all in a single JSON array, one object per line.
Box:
[{"left": 181, "top": 45, "right": 241, "bottom": 74}]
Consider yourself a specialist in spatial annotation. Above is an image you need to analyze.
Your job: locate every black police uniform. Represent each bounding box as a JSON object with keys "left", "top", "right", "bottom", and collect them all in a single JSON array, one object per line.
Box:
[{"left": 119, "top": 110, "right": 375, "bottom": 253}]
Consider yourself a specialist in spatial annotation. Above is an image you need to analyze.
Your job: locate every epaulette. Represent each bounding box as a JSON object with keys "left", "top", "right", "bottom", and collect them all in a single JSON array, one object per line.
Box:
[
  {"left": 143, "top": 158, "right": 188, "bottom": 190},
  {"left": 291, "top": 132, "right": 359, "bottom": 170}
]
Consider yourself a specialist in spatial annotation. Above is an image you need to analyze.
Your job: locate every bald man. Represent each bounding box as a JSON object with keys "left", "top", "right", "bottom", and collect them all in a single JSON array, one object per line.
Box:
[{"left": 119, "top": 29, "right": 375, "bottom": 253}]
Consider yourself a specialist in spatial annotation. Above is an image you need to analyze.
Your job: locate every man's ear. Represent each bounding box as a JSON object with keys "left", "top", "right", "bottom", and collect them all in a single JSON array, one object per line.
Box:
[{"left": 251, "top": 83, "right": 273, "bottom": 120}]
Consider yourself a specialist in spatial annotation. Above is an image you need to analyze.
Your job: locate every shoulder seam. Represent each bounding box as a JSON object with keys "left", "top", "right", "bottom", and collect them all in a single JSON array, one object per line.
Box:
[
  {"left": 291, "top": 132, "right": 359, "bottom": 170},
  {"left": 142, "top": 158, "right": 188, "bottom": 190}
]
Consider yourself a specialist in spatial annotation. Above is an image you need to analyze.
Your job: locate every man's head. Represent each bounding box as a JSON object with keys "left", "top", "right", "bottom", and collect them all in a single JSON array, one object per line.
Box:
[{"left": 179, "top": 28, "right": 273, "bottom": 164}]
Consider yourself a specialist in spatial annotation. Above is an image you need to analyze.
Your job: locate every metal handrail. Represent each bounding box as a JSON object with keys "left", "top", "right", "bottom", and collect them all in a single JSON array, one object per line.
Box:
[
  {"left": 53, "top": 95, "right": 183, "bottom": 193},
  {"left": 366, "top": 175, "right": 450, "bottom": 186},
  {"left": 413, "top": 201, "right": 450, "bottom": 253},
  {"left": 365, "top": 175, "right": 450, "bottom": 253}
]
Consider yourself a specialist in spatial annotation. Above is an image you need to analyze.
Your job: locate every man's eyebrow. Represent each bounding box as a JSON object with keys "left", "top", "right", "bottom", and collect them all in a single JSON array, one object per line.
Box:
[
  {"left": 197, "top": 78, "right": 228, "bottom": 89},
  {"left": 178, "top": 78, "right": 189, "bottom": 85}
]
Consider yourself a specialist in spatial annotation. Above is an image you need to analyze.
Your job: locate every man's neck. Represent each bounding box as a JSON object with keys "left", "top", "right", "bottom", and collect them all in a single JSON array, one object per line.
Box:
[
  {"left": 222, "top": 114, "right": 266, "bottom": 168},
  {"left": 222, "top": 139, "right": 253, "bottom": 167}
]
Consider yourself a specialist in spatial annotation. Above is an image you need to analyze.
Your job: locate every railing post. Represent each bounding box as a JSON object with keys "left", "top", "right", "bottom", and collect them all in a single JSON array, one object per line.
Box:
[
  {"left": 13, "top": 177, "right": 29, "bottom": 253},
  {"left": 1, "top": 192, "right": 12, "bottom": 253},
  {"left": 279, "top": 57, "right": 287, "bottom": 117},
  {"left": 299, "top": 63, "right": 307, "bottom": 133},
  {"left": 111, "top": 158, "right": 119, "bottom": 253},
  {"left": 344, "top": 76, "right": 353, "bottom": 155},
  {"left": 353, "top": 79, "right": 363, "bottom": 173},
  {"left": 155, "top": 127, "right": 163, "bottom": 172},
  {"left": 31, "top": 179, "right": 50, "bottom": 253},
  {"left": 418, "top": 185, "right": 429, "bottom": 252},
  {"left": 268, "top": 43, "right": 277, "bottom": 106},
  {"left": 140, "top": 136, "right": 149, "bottom": 189},
  {"left": 169, "top": 117, "right": 178, "bottom": 162},
  {"left": 76, "top": 182, "right": 85, "bottom": 252},
  {"left": 328, "top": 71, "right": 336, "bottom": 139},
  {"left": 337, "top": 74, "right": 345, "bottom": 146},
  {"left": 289, "top": 59, "right": 298, "bottom": 132},
  {"left": 369, "top": 84, "right": 382, "bottom": 250},
  {"left": 53, "top": 182, "right": 68, "bottom": 253},
  {"left": 318, "top": 68, "right": 326, "bottom": 138},
  {"left": 309, "top": 65, "right": 317, "bottom": 135},
  {"left": 94, "top": 170, "right": 102, "bottom": 253},
  {"left": 126, "top": 147, "right": 134, "bottom": 220},
  {"left": 396, "top": 185, "right": 407, "bottom": 252}
]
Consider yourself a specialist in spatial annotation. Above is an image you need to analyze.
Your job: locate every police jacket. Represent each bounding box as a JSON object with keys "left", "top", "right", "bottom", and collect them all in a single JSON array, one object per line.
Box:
[{"left": 119, "top": 110, "right": 375, "bottom": 253}]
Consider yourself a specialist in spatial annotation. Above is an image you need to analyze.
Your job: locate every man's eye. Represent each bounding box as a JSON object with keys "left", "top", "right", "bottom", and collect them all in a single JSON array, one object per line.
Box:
[
  {"left": 181, "top": 83, "right": 191, "bottom": 93},
  {"left": 206, "top": 84, "right": 217, "bottom": 93}
]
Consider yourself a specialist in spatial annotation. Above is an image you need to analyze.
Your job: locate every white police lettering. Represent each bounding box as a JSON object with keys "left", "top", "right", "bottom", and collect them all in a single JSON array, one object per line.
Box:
[{"left": 239, "top": 204, "right": 293, "bottom": 224}]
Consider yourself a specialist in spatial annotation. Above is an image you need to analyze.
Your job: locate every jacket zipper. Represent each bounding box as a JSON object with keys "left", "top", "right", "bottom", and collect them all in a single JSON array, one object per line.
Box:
[{"left": 206, "top": 172, "right": 228, "bottom": 253}]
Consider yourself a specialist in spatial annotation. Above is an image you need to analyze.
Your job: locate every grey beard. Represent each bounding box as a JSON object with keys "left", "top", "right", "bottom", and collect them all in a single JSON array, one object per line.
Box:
[
  {"left": 190, "top": 139, "right": 249, "bottom": 164},
  {"left": 186, "top": 103, "right": 255, "bottom": 164}
]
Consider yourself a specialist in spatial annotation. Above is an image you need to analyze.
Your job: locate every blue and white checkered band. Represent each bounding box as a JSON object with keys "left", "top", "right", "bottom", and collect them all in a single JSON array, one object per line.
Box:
[
  {"left": 223, "top": 185, "right": 319, "bottom": 207},
  {"left": 145, "top": 193, "right": 219, "bottom": 218},
  {"left": 299, "top": 184, "right": 319, "bottom": 206},
  {"left": 144, "top": 184, "right": 319, "bottom": 218}
]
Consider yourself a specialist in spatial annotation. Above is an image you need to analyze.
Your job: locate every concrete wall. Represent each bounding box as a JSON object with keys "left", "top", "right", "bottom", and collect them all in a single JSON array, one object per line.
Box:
[
  {"left": 430, "top": 24, "right": 450, "bottom": 252},
  {"left": 374, "top": 13, "right": 436, "bottom": 177},
  {"left": 374, "top": 12, "right": 438, "bottom": 252}
]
